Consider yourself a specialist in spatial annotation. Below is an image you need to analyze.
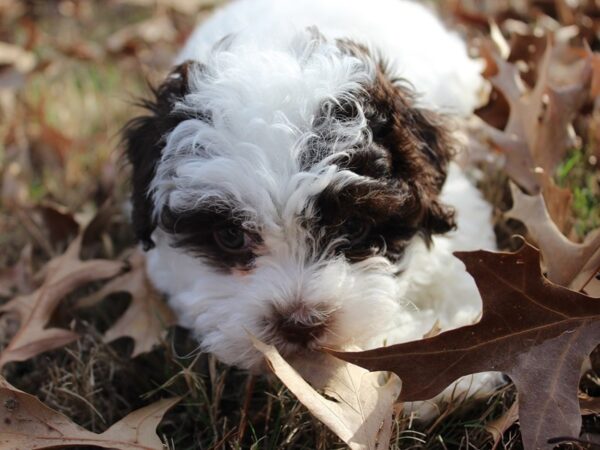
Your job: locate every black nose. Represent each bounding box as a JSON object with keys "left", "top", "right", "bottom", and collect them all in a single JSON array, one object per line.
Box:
[
  {"left": 271, "top": 303, "right": 330, "bottom": 346},
  {"left": 277, "top": 318, "right": 327, "bottom": 345}
]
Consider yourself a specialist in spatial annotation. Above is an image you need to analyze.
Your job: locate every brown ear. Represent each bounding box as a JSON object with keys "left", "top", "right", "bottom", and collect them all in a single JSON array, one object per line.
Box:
[
  {"left": 123, "top": 61, "right": 199, "bottom": 249},
  {"left": 365, "top": 64, "right": 457, "bottom": 240},
  {"left": 402, "top": 105, "right": 457, "bottom": 241},
  {"left": 421, "top": 196, "right": 456, "bottom": 238}
]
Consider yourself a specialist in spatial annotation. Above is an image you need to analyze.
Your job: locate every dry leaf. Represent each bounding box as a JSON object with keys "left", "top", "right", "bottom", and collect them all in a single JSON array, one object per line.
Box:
[
  {"left": 0, "top": 234, "right": 125, "bottom": 368},
  {"left": 1, "top": 161, "right": 29, "bottom": 208},
  {"left": 485, "top": 392, "right": 599, "bottom": 448},
  {"left": 36, "top": 202, "right": 80, "bottom": 247},
  {"left": 484, "top": 400, "right": 519, "bottom": 450},
  {"left": 539, "top": 176, "right": 572, "bottom": 234},
  {"left": 77, "top": 249, "right": 176, "bottom": 357},
  {"left": 106, "top": 15, "right": 177, "bottom": 54},
  {"left": 422, "top": 320, "right": 442, "bottom": 339},
  {"left": 331, "top": 243, "right": 600, "bottom": 450},
  {"left": 579, "top": 392, "right": 600, "bottom": 416},
  {"left": 591, "top": 53, "right": 600, "bottom": 98},
  {"left": 0, "top": 41, "right": 35, "bottom": 90},
  {"left": 507, "top": 30, "right": 547, "bottom": 87},
  {"left": 114, "top": 0, "right": 222, "bottom": 14},
  {"left": 252, "top": 337, "right": 401, "bottom": 450},
  {"left": 0, "top": 244, "right": 33, "bottom": 298},
  {"left": 0, "top": 375, "right": 179, "bottom": 450},
  {"left": 506, "top": 181, "right": 600, "bottom": 290},
  {"left": 474, "top": 41, "right": 592, "bottom": 196}
]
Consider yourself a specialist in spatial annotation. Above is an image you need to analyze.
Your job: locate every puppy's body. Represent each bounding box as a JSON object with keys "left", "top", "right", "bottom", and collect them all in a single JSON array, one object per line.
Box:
[
  {"left": 177, "top": 0, "right": 484, "bottom": 116},
  {"left": 126, "top": 0, "right": 500, "bottom": 405}
]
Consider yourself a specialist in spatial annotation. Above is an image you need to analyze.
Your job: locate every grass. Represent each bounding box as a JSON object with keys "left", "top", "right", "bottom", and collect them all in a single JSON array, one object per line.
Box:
[{"left": 556, "top": 147, "right": 600, "bottom": 238}]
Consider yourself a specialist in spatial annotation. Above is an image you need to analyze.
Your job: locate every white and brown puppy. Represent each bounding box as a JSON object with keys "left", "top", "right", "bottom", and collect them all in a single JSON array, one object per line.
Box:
[{"left": 124, "top": 0, "right": 500, "bottom": 396}]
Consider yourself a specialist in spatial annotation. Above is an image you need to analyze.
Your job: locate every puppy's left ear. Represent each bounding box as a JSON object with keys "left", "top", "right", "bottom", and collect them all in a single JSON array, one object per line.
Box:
[
  {"left": 402, "top": 105, "right": 457, "bottom": 239},
  {"left": 368, "top": 82, "right": 457, "bottom": 242},
  {"left": 123, "top": 61, "right": 197, "bottom": 249}
]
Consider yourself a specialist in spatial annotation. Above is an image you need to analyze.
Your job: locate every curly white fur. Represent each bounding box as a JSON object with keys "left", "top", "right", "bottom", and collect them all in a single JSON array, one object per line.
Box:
[{"left": 143, "top": 0, "right": 502, "bottom": 413}]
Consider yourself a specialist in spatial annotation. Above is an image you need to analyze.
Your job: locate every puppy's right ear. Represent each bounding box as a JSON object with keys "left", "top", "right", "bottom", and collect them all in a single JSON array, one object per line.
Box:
[{"left": 123, "top": 61, "right": 197, "bottom": 250}]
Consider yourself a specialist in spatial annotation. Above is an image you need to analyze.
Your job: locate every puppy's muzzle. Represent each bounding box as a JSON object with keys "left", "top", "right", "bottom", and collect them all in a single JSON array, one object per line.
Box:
[{"left": 270, "top": 303, "right": 332, "bottom": 346}]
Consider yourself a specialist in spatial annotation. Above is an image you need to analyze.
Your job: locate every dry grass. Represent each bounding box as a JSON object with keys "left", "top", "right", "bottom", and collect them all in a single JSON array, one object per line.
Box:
[{"left": 0, "top": 1, "right": 598, "bottom": 449}]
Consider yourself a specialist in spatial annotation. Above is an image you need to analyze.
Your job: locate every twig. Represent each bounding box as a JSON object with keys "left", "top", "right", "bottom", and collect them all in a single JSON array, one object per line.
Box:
[{"left": 237, "top": 374, "right": 256, "bottom": 443}]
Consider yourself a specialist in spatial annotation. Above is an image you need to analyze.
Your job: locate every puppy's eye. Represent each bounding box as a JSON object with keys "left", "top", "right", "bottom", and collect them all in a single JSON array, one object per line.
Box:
[
  {"left": 213, "top": 226, "right": 249, "bottom": 252},
  {"left": 340, "top": 217, "right": 371, "bottom": 243}
]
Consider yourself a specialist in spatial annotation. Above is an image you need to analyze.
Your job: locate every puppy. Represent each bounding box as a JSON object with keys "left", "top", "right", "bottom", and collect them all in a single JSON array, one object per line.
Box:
[{"left": 124, "top": 0, "right": 501, "bottom": 403}]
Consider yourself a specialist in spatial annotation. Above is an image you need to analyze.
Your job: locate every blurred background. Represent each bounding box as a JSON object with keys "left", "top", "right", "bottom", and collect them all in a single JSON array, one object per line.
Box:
[{"left": 0, "top": 0, "right": 228, "bottom": 269}]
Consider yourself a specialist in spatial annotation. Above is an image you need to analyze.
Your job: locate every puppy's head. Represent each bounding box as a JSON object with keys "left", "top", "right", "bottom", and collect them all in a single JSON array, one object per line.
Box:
[{"left": 124, "top": 32, "right": 456, "bottom": 369}]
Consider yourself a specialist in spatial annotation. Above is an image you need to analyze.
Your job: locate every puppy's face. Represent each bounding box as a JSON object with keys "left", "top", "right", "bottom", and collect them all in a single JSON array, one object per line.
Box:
[{"left": 124, "top": 34, "right": 456, "bottom": 369}]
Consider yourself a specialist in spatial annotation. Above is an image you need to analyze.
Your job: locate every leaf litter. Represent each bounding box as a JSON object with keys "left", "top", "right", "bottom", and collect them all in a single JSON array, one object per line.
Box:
[
  {"left": 331, "top": 244, "right": 600, "bottom": 450},
  {"left": 252, "top": 337, "right": 402, "bottom": 450},
  {"left": 0, "top": 1, "right": 599, "bottom": 449},
  {"left": 0, "top": 375, "right": 180, "bottom": 450}
]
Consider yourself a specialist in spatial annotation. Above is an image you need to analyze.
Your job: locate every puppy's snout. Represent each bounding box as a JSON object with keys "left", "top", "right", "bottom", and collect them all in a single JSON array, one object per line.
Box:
[{"left": 271, "top": 303, "right": 331, "bottom": 345}]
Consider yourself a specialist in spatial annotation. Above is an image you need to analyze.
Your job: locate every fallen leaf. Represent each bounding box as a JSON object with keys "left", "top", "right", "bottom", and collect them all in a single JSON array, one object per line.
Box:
[
  {"left": 77, "top": 249, "right": 176, "bottom": 357},
  {"left": 422, "top": 320, "right": 442, "bottom": 339},
  {"left": 330, "top": 243, "right": 600, "bottom": 450},
  {"left": 81, "top": 199, "right": 118, "bottom": 252},
  {"left": 252, "top": 337, "right": 401, "bottom": 450},
  {"left": 59, "top": 41, "right": 105, "bottom": 61},
  {"left": 506, "top": 30, "right": 547, "bottom": 87},
  {"left": 106, "top": 15, "right": 177, "bottom": 54},
  {"left": 0, "top": 375, "right": 179, "bottom": 450},
  {"left": 484, "top": 400, "right": 519, "bottom": 449},
  {"left": 114, "top": 0, "right": 223, "bottom": 15},
  {"left": 539, "top": 176, "right": 572, "bottom": 234},
  {"left": 0, "top": 234, "right": 125, "bottom": 368},
  {"left": 592, "top": 53, "right": 600, "bottom": 97},
  {"left": 36, "top": 202, "right": 80, "bottom": 248},
  {"left": 1, "top": 161, "right": 29, "bottom": 208},
  {"left": 484, "top": 392, "right": 599, "bottom": 448},
  {"left": 0, "top": 244, "right": 33, "bottom": 298},
  {"left": 585, "top": 278, "right": 600, "bottom": 298},
  {"left": 473, "top": 41, "right": 592, "bottom": 195},
  {"left": 0, "top": 41, "right": 35, "bottom": 90},
  {"left": 506, "top": 181, "right": 600, "bottom": 290},
  {"left": 579, "top": 392, "right": 600, "bottom": 416}
]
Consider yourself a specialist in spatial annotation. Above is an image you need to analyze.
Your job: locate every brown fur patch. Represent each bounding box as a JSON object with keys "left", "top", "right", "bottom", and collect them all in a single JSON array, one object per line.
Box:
[
  {"left": 316, "top": 180, "right": 420, "bottom": 262},
  {"left": 123, "top": 60, "right": 203, "bottom": 249},
  {"left": 310, "top": 43, "right": 457, "bottom": 262},
  {"left": 159, "top": 205, "right": 260, "bottom": 272},
  {"left": 365, "top": 64, "right": 457, "bottom": 238}
]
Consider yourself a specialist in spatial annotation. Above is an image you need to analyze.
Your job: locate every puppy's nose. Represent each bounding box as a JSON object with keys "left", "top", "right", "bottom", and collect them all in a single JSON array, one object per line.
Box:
[
  {"left": 278, "top": 318, "right": 327, "bottom": 345},
  {"left": 272, "top": 303, "right": 330, "bottom": 345}
]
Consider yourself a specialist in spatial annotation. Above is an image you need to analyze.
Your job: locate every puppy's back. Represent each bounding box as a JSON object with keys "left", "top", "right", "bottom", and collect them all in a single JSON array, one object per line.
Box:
[{"left": 177, "top": 0, "right": 483, "bottom": 116}]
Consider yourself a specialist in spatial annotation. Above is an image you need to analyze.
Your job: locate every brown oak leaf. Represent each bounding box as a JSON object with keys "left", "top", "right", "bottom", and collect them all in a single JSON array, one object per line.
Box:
[
  {"left": 506, "top": 181, "right": 600, "bottom": 291},
  {"left": 0, "top": 375, "right": 179, "bottom": 450},
  {"left": 77, "top": 249, "right": 176, "bottom": 357},
  {"left": 472, "top": 40, "right": 592, "bottom": 209},
  {"left": 466, "top": 40, "right": 595, "bottom": 231},
  {"left": 0, "top": 234, "right": 125, "bottom": 369},
  {"left": 330, "top": 243, "right": 600, "bottom": 450}
]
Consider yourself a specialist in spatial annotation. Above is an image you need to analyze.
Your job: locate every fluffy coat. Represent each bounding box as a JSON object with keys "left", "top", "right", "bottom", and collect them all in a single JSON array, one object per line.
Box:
[{"left": 125, "top": 0, "right": 502, "bottom": 410}]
